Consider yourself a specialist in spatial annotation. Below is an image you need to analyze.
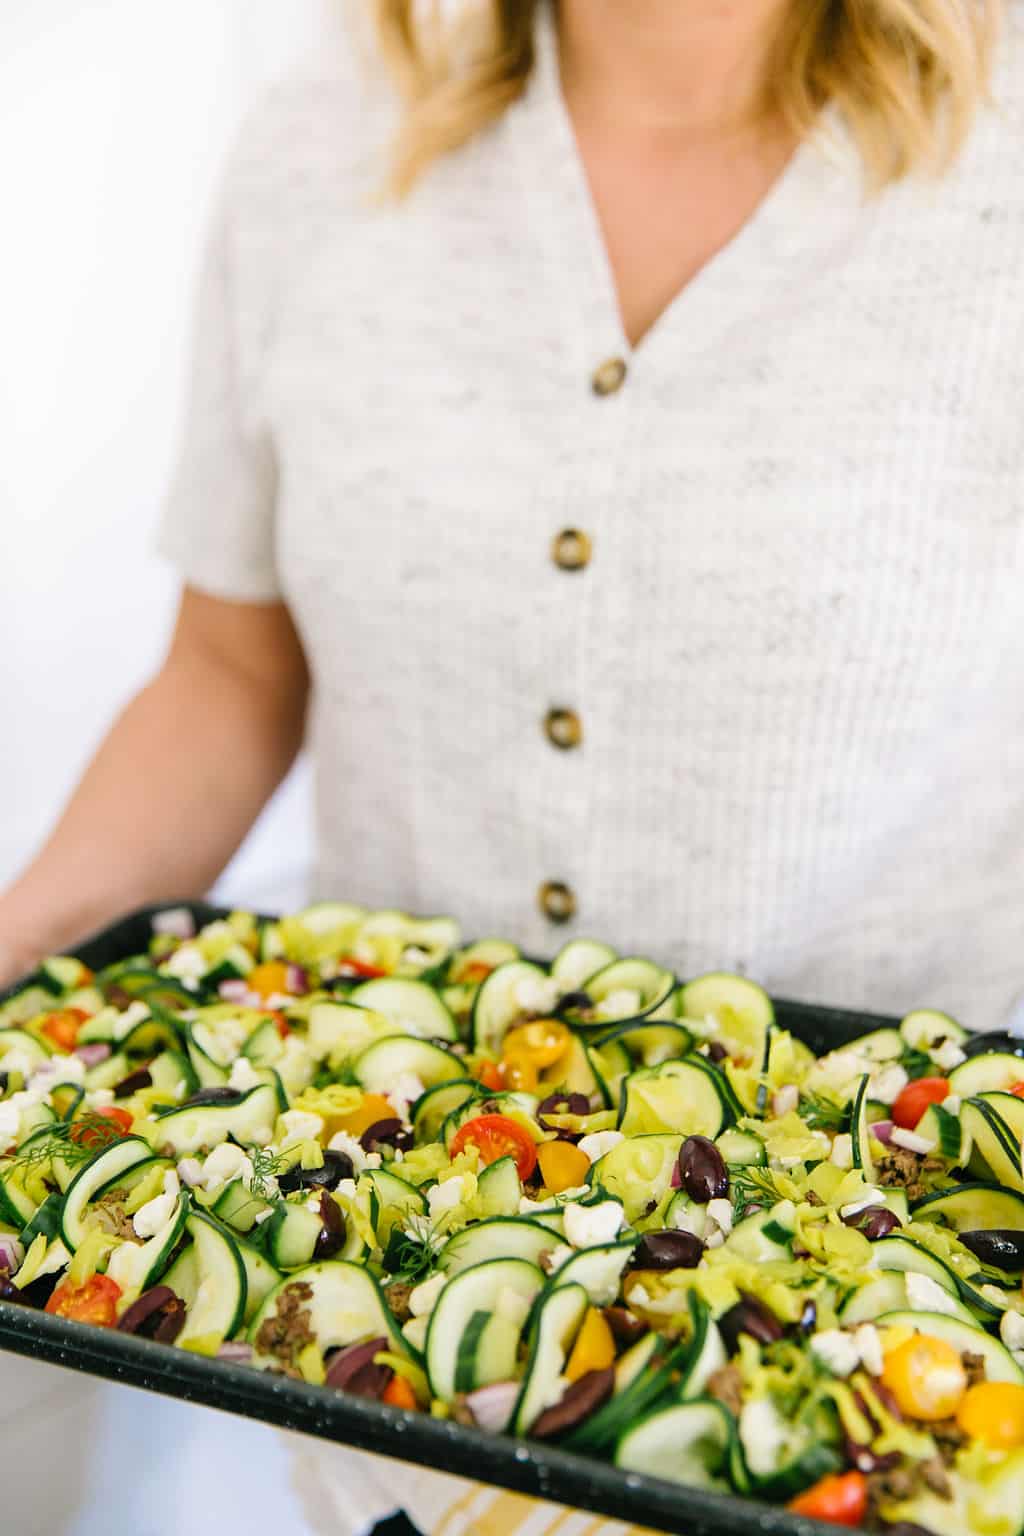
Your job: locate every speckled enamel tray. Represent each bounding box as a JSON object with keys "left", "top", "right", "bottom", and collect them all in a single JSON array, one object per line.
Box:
[{"left": 0, "top": 904, "right": 890, "bottom": 1536}]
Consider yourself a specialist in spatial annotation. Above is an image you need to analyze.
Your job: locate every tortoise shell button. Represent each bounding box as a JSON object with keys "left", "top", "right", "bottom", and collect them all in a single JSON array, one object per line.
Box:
[
  {"left": 544, "top": 708, "right": 583, "bottom": 751},
  {"left": 539, "top": 881, "right": 577, "bottom": 924},
  {"left": 591, "top": 357, "right": 628, "bottom": 397},
  {"left": 551, "top": 529, "right": 592, "bottom": 572}
]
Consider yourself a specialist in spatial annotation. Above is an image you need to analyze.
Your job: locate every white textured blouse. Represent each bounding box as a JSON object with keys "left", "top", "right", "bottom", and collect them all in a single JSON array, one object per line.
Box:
[{"left": 159, "top": 5, "right": 1024, "bottom": 1031}]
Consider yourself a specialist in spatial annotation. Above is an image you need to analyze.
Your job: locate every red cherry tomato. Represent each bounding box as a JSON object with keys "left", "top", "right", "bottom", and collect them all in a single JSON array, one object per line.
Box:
[
  {"left": 69, "top": 1105, "right": 133, "bottom": 1148},
  {"left": 891, "top": 1077, "right": 950, "bottom": 1130},
  {"left": 40, "top": 1008, "right": 90, "bottom": 1053},
  {"left": 449, "top": 1114, "right": 538, "bottom": 1180},
  {"left": 787, "top": 1471, "right": 867, "bottom": 1526},
  {"left": 339, "top": 958, "right": 389, "bottom": 979},
  {"left": 46, "top": 1273, "right": 122, "bottom": 1328},
  {"left": 267, "top": 1011, "right": 291, "bottom": 1040},
  {"left": 475, "top": 1061, "right": 504, "bottom": 1091}
]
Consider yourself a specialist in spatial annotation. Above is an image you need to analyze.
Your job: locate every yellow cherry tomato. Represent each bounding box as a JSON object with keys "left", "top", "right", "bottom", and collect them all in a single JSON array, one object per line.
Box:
[
  {"left": 565, "top": 1307, "right": 616, "bottom": 1383},
  {"left": 957, "top": 1382, "right": 1024, "bottom": 1449},
  {"left": 880, "top": 1334, "right": 968, "bottom": 1421},
  {"left": 536, "top": 1139, "right": 591, "bottom": 1194},
  {"left": 246, "top": 961, "right": 291, "bottom": 1001},
  {"left": 503, "top": 1020, "right": 571, "bottom": 1069},
  {"left": 501, "top": 1053, "right": 540, "bottom": 1093}
]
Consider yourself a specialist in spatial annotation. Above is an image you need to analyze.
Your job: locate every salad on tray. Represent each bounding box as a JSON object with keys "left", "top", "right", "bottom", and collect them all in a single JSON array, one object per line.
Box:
[{"left": 3, "top": 902, "right": 1024, "bottom": 1533}]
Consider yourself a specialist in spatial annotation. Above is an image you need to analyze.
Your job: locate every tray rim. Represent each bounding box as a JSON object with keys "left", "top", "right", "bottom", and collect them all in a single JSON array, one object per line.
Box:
[{"left": 0, "top": 901, "right": 892, "bottom": 1536}]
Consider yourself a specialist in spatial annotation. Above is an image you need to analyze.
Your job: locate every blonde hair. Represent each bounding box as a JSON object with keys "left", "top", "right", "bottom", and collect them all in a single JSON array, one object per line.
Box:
[{"left": 372, "top": 0, "right": 1001, "bottom": 195}]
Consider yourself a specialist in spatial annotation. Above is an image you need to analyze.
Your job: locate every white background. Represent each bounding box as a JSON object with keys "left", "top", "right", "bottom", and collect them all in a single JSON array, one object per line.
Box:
[{"left": 0, "top": 3, "right": 354, "bottom": 1531}]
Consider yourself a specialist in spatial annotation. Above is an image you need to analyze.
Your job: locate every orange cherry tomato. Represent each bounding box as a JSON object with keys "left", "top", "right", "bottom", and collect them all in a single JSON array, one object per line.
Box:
[
  {"left": 450, "top": 1114, "right": 538, "bottom": 1180},
  {"left": 891, "top": 1077, "right": 950, "bottom": 1130},
  {"left": 329, "top": 1093, "right": 394, "bottom": 1140},
  {"left": 503, "top": 1020, "right": 571, "bottom": 1070},
  {"left": 957, "top": 1382, "right": 1024, "bottom": 1448},
  {"left": 881, "top": 1333, "right": 967, "bottom": 1420},
  {"left": 46, "top": 1272, "right": 122, "bottom": 1328},
  {"left": 536, "top": 1140, "right": 591, "bottom": 1194},
  {"left": 41, "top": 1007, "right": 90, "bottom": 1053},
  {"left": 565, "top": 1308, "right": 616, "bottom": 1382},
  {"left": 267, "top": 1010, "right": 291, "bottom": 1040},
  {"left": 501, "top": 1054, "right": 540, "bottom": 1094},
  {"left": 382, "top": 1373, "right": 419, "bottom": 1410},
  {"left": 460, "top": 961, "right": 493, "bottom": 985},
  {"left": 247, "top": 962, "right": 291, "bottom": 1001},
  {"left": 787, "top": 1472, "right": 867, "bottom": 1526},
  {"left": 339, "top": 957, "right": 389, "bottom": 979},
  {"left": 69, "top": 1105, "right": 133, "bottom": 1149},
  {"left": 1011, "top": 1082, "right": 1024, "bottom": 1100},
  {"left": 475, "top": 1060, "right": 504, "bottom": 1091}
]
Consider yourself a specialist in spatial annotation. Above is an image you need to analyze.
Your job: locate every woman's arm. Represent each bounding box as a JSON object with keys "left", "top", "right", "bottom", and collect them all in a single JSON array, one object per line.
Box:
[{"left": 0, "top": 588, "right": 309, "bottom": 985}]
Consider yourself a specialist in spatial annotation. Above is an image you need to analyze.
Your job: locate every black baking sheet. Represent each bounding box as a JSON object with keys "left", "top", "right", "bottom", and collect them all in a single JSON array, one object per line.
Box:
[{"left": 0, "top": 903, "right": 890, "bottom": 1536}]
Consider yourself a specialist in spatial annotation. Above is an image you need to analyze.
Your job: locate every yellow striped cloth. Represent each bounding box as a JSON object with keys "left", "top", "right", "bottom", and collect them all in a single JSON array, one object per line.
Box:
[{"left": 290, "top": 1445, "right": 664, "bottom": 1536}]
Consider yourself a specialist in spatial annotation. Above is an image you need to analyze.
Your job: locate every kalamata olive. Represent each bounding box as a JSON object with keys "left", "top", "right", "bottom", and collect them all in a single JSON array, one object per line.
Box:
[
  {"left": 104, "top": 983, "right": 135, "bottom": 1010},
  {"left": 961, "top": 1030, "right": 1024, "bottom": 1060},
  {"left": 183, "top": 1087, "right": 244, "bottom": 1107},
  {"left": 842, "top": 1205, "right": 902, "bottom": 1241},
  {"left": 313, "top": 1192, "right": 346, "bottom": 1260},
  {"left": 152, "top": 1298, "right": 187, "bottom": 1344},
  {"left": 530, "top": 1367, "right": 615, "bottom": 1439},
  {"left": 0, "top": 1275, "right": 24, "bottom": 1305},
  {"left": 360, "top": 1119, "right": 414, "bottom": 1155},
  {"left": 345, "top": 1362, "right": 393, "bottom": 1399},
  {"left": 705, "top": 1042, "right": 728, "bottom": 1064},
  {"left": 797, "top": 1300, "right": 817, "bottom": 1333},
  {"left": 556, "top": 991, "right": 593, "bottom": 1014},
  {"left": 631, "top": 1230, "right": 704, "bottom": 1271},
  {"left": 117, "top": 1285, "right": 178, "bottom": 1335},
  {"left": 678, "top": 1135, "right": 729, "bottom": 1203},
  {"left": 718, "top": 1293, "right": 784, "bottom": 1352},
  {"left": 0, "top": 1072, "right": 8, "bottom": 1093},
  {"left": 843, "top": 1437, "right": 901, "bottom": 1474},
  {"left": 326, "top": 1336, "right": 390, "bottom": 1390},
  {"left": 537, "top": 1092, "right": 590, "bottom": 1136},
  {"left": 604, "top": 1306, "right": 649, "bottom": 1346},
  {"left": 278, "top": 1149, "right": 355, "bottom": 1194},
  {"left": 114, "top": 1068, "right": 153, "bottom": 1099},
  {"left": 960, "top": 1230, "right": 1024, "bottom": 1271}
]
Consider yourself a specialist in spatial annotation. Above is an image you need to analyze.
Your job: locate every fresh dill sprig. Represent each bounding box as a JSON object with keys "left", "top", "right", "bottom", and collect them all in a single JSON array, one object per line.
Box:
[
  {"left": 798, "top": 1091, "right": 849, "bottom": 1133},
  {"left": 383, "top": 1228, "right": 437, "bottom": 1285},
  {"left": 247, "top": 1145, "right": 287, "bottom": 1200},
  {"left": 730, "top": 1164, "right": 790, "bottom": 1217},
  {"left": 7, "top": 1115, "right": 124, "bottom": 1174}
]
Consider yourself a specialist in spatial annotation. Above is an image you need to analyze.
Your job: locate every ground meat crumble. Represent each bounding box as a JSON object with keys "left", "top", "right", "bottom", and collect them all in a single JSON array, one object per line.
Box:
[
  {"left": 254, "top": 1281, "right": 315, "bottom": 1370},
  {"left": 706, "top": 1365, "right": 744, "bottom": 1418},
  {"left": 874, "top": 1148, "right": 946, "bottom": 1203}
]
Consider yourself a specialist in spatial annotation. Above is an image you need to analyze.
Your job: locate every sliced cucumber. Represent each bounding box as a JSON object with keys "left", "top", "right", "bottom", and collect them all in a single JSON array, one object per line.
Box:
[
  {"left": 249, "top": 1260, "right": 405, "bottom": 1364},
  {"left": 592, "top": 1020, "right": 692, "bottom": 1069},
  {"left": 678, "top": 1298, "right": 727, "bottom": 1400},
  {"left": 0, "top": 1030, "right": 50, "bottom": 1073},
  {"left": 0, "top": 1163, "right": 40, "bottom": 1228},
  {"left": 872, "top": 1236, "right": 960, "bottom": 1295},
  {"left": 548, "top": 1242, "right": 634, "bottom": 1305},
  {"left": 347, "top": 979, "right": 457, "bottom": 1042},
  {"left": 175, "top": 1210, "right": 247, "bottom": 1346},
  {"left": 364, "top": 1168, "right": 427, "bottom": 1247},
  {"left": 471, "top": 962, "right": 553, "bottom": 1056},
  {"left": 678, "top": 973, "right": 773, "bottom": 1069},
  {"left": 205, "top": 1177, "right": 272, "bottom": 1235},
  {"left": 550, "top": 939, "right": 617, "bottom": 994},
  {"left": 352, "top": 1037, "right": 468, "bottom": 1094},
  {"left": 916, "top": 1102, "right": 966, "bottom": 1163},
  {"left": 875, "top": 1310, "right": 1024, "bottom": 1383},
  {"left": 106, "top": 1193, "right": 189, "bottom": 1297},
  {"left": 538, "top": 1031, "right": 604, "bottom": 1104},
  {"left": 850, "top": 1074, "right": 876, "bottom": 1181},
  {"left": 438, "top": 1217, "right": 561, "bottom": 1276},
  {"left": 840, "top": 1272, "right": 976, "bottom": 1326},
  {"left": 185, "top": 1028, "right": 229, "bottom": 1090},
  {"left": 149, "top": 1084, "right": 278, "bottom": 1157},
  {"left": 306, "top": 1002, "right": 397, "bottom": 1068},
  {"left": 411, "top": 1080, "right": 477, "bottom": 1145},
  {"left": 588, "top": 1134, "right": 682, "bottom": 1224},
  {"left": 715, "top": 1128, "right": 767, "bottom": 1167},
  {"left": 425, "top": 1257, "right": 543, "bottom": 1401},
  {"left": 900, "top": 1009, "right": 968, "bottom": 1051},
  {"left": 149, "top": 1049, "right": 198, "bottom": 1101},
  {"left": 476, "top": 1156, "right": 522, "bottom": 1219},
  {"left": 232, "top": 1231, "right": 282, "bottom": 1324},
  {"left": 582, "top": 960, "right": 676, "bottom": 1027},
  {"left": 60, "top": 1136, "right": 154, "bottom": 1250},
  {"left": 513, "top": 1282, "right": 590, "bottom": 1434},
  {"left": 949, "top": 1053, "right": 1024, "bottom": 1099},
  {"left": 961, "top": 1100, "right": 1024, "bottom": 1193},
  {"left": 616, "top": 1399, "right": 733, "bottom": 1490},
  {"left": 617, "top": 1060, "right": 729, "bottom": 1139},
  {"left": 448, "top": 939, "right": 521, "bottom": 985},
  {"left": 913, "top": 1183, "right": 1024, "bottom": 1232},
  {"left": 263, "top": 1201, "right": 324, "bottom": 1269}
]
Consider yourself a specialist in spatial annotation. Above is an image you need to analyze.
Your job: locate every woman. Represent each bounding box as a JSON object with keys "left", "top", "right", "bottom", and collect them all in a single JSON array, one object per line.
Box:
[{"left": 1, "top": 0, "right": 1020, "bottom": 1530}]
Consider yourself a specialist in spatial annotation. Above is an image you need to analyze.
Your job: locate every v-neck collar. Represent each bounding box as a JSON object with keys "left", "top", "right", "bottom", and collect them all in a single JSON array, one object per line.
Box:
[{"left": 510, "top": 0, "right": 862, "bottom": 374}]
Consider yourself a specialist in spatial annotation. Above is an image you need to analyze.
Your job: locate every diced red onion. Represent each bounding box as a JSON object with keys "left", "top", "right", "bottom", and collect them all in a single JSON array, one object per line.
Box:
[
  {"left": 773, "top": 1085, "right": 799, "bottom": 1117},
  {"left": 218, "top": 979, "right": 251, "bottom": 1003},
  {"left": 871, "top": 1120, "right": 895, "bottom": 1144},
  {"left": 285, "top": 964, "right": 309, "bottom": 995},
  {"left": 152, "top": 908, "right": 196, "bottom": 940},
  {"left": 217, "top": 1342, "right": 253, "bottom": 1364},
  {"left": 465, "top": 1381, "right": 520, "bottom": 1434},
  {"left": 75, "top": 1043, "right": 112, "bottom": 1066},
  {"left": 0, "top": 1236, "right": 24, "bottom": 1273}
]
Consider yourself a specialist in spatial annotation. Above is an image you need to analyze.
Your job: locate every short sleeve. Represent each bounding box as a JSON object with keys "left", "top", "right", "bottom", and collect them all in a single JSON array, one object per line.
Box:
[{"left": 155, "top": 136, "right": 281, "bottom": 602}]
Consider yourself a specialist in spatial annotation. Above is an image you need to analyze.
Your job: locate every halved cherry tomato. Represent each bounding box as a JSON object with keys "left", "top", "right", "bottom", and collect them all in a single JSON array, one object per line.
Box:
[
  {"left": 565, "top": 1308, "right": 616, "bottom": 1382},
  {"left": 787, "top": 1471, "right": 867, "bottom": 1526},
  {"left": 450, "top": 1114, "right": 538, "bottom": 1180},
  {"left": 69, "top": 1105, "right": 133, "bottom": 1148},
  {"left": 957, "top": 1381, "right": 1024, "bottom": 1448},
  {"left": 475, "top": 1061, "right": 504, "bottom": 1091},
  {"left": 891, "top": 1076, "right": 950, "bottom": 1130},
  {"left": 41, "top": 1007, "right": 90, "bottom": 1053},
  {"left": 338, "top": 958, "right": 389, "bottom": 980},
  {"left": 503, "top": 1020, "right": 571, "bottom": 1070},
  {"left": 46, "top": 1272, "right": 122, "bottom": 1328},
  {"left": 247, "top": 962, "right": 291, "bottom": 1001},
  {"left": 382, "top": 1373, "right": 419, "bottom": 1410},
  {"left": 537, "top": 1139, "right": 591, "bottom": 1194},
  {"left": 1011, "top": 1082, "right": 1024, "bottom": 1100},
  {"left": 881, "top": 1333, "right": 967, "bottom": 1420},
  {"left": 501, "top": 1054, "right": 539, "bottom": 1094},
  {"left": 266, "top": 1010, "right": 291, "bottom": 1040}
]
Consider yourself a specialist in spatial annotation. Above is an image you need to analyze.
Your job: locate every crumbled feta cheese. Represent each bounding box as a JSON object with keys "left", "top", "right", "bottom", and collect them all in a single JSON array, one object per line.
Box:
[
  {"left": 133, "top": 1171, "right": 181, "bottom": 1239},
  {"left": 519, "top": 1195, "right": 557, "bottom": 1215},
  {"left": 495, "top": 1286, "right": 531, "bottom": 1329},
  {"left": 31, "top": 1054, "right": 86, "bottom": 1090},
  {"left": 1000, "top": 1311, "right": 1024, "bottom": 1354},
  {"left": 402, "top": 946, "right": 433, "bottom": 967},
  {"left": 854, "top": 1324, "right": 884, "bottom": 1376},
  {"left": 327, "top": 1129, "right": 368, "bottom": 1174},
  {"left": 542, "top": 1244, "right": 575, "bottom": 1275},
  {"left": 563, "top": 1200, "right": 624, "bottom": 1249},
  {"left": 427, "top": 1176, "right": 465, "bottom": 1219},
  {"left": 277, "top": 1108, "right": 325, "bottom": 1148},
  {"left": 253, "top": 1207, "right": 274, "bottom": 1226},
  {"left": 772, "top": 1084, "right": 799, "bottom": 1117},
  {"left": 199, "top": 1143, "right": 253, "bottom": 1190},
  {"left": 578, "top": 1130, "right": 624, "bottom": 1164},
  {"left": 85, "top": 1088, "right": 115, "bottom": 1111},
  {"left": 106, "top": 1239, "right": 153, "bottom": 1291},
  {"left": 629, "top": 1284, "right": 652, "bottom": 1307},
  {"left": 706, "top": 1199, "right": 734, "bottom": 1238},
  {"left": 385, "top": 1073, "right": 426, "bottom": 1120},
  {"left": 943, "top": 1095, "right": 961, "bottom": 1116},
  {"left": 163, "top": 944, "right": 207, "bottom": 982},
  {"left": 889, "top": 1128, "right": 937, "bottom": 1155},
  {"left": 830, "top": 1134, "right": 854, "bottom": 1169},
  {"left": 365, "top": 1151, "right": 382, "bottom": 1168},
  {"left": 904, "top": 1273, "right": 960, "bottom": 1316},
  {"left": 670, "top": 1202, "right": 706, "bottom": 1238},
  {"left": 228, "top": 1056, "right": 262, "bottom": 1093},
  {"left": 250, "top": 1123, "right": 274, "bottom": 1147},
  {"left": 513, "top": 975, "right": 561, "bottom": 1017},
  {"left": 402, "top": 1316, "right": 429, "bottom": 1352},
  {"left": 930, "top": 1040, "right": 966, "bottom": 1073},
  {"left": 112, "top": 1001, "right": 152, "bottom": 1041},
  {"left": 177, "top": 1157, "right": 203, "bottom": 1188},
  {"left": 408, "top": 1272, "right": 447, "bottom": 1317},
  {"left": 705, "top": 1230, "right": 726, "bottom": 1249},
  {"left": 0, "top": 1102, "right": 20, "bottom": 1151},
  {"left": 595, "top": 989, "right": 643, "bottom": 1020},
  {"left": 336, "top": 1178, "right": 359, "bottom": 1202},
  {"left": 0, "top": 1050, "right": 36, "bottom": 1083},
  {"left": 739, "top": 1398, "right": 790, "bottom": 1476},
  {"left": 840, "top": 1190, "right": 884, "bottom": 1221},
  {"left": 811, "top": 1330, "right": 860, "bottom": 1377},
  {"left": 870, "top": 1065, "right": 909, "bottom": 1106}
]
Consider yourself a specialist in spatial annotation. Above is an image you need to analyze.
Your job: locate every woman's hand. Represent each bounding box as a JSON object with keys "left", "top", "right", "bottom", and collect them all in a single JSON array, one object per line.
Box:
[{"left": 0, "top": 587, "right": 310, "bottom": 982}]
